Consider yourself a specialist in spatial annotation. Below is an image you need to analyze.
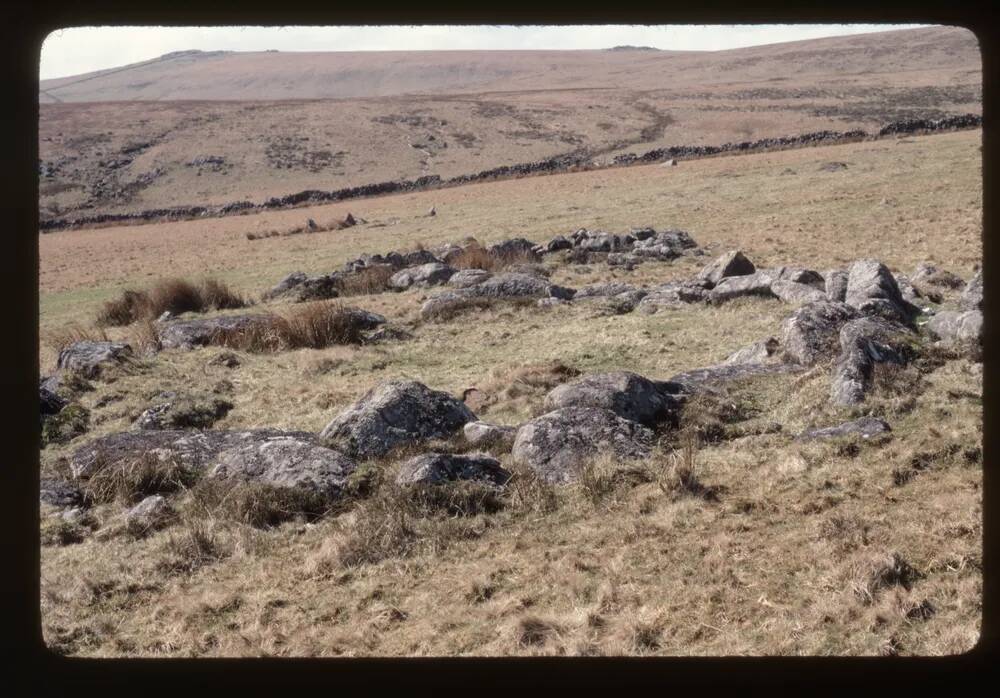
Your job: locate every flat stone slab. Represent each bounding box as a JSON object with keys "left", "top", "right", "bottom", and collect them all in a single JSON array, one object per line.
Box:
[
  {"left": 670, "top": 362, "right": 804, "bottom": 388},
  {"left": 69, "top": 428, "right": 316, "bottom": 479},
  {"left": 209, "top": 436, "right": 358, "bottom": 498},
  {"left": 797, "top": 417, "right": 891, "bottom": 441}
]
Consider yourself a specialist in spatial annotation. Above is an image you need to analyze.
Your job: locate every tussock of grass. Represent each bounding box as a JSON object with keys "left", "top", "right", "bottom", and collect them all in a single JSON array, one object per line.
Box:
[
  {"left": 211, "top": 302, "right": 369, "bottom": 352},
  {"left": 450, "top": 241, "right": 541, "bottom": 272},
  {"left": 186, "top": 478, "right": 331, "bottom": 529},
  {"left": 157, "top": 520, "right": 228, "bottom": 575},
  {"left": 96, "top": 277, "right": 247, "bottom": 327},
  {"left": 83, "top": 454, "right": 198, "bottom": 505},
  {"left": 44, "top": 324, "right": 110, "bottom": 354},
  {"left": 337, "top": 266, "right": 395, "bottom": 297}
]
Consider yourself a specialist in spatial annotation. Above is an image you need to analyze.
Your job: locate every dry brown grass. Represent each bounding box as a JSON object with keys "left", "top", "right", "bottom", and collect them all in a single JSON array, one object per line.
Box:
[
  {"left": 211, "top": 302, "right": 369, "bottom": 352},
  {"left": 38, "top": 131, "right": 982, "bottom": 658},
  {"left": 83, "top": 454, "right": 198, "bottom": 506},
  {"left": 336, "top": 266, "right": 395, "bottom": 297},
  {"left": 186, "top": 478, "right": 332, "bottom": 529},
  {"left": 43, "top": 323, "right": 110, "bottom": 354},
  {"left": 96, "top": 277, "right": 247, "bottom": 327}
]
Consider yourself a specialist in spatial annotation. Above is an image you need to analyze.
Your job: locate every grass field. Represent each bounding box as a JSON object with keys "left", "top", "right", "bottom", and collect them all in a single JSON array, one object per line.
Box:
[{"left": 38, "top": 128, "right": 982, "bottom": 656}]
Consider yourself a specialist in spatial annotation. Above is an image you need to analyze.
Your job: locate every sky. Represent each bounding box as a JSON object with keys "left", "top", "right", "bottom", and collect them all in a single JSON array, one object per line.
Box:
[{"left": 39, "top": 24, "right": 931, "bottom": 80}]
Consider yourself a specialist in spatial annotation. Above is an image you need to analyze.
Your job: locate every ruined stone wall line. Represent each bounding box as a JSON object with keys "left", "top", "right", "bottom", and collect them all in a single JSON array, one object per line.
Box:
[{"left": 38, "top": 114, "right": 981, "bottom": 233}]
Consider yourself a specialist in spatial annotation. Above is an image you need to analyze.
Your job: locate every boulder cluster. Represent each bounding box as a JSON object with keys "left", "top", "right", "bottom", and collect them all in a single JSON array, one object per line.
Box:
[{"left": 41, "top": 221, "right": 982, "bottom": 547}]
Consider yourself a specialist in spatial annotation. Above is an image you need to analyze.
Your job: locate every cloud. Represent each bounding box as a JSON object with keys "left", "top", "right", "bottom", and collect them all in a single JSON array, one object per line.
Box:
[{"left": 39, "top": 24, "right": 930, "bottom": 80}]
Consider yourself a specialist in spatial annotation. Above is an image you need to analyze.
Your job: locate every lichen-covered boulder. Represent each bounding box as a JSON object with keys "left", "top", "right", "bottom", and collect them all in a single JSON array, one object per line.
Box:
[
  {"left": 69, "top": 428, "right": 315, "bottom": 479},
  {"left": 698, "top": 250, "right": 756, "bottom": 285},
  {"left": 395, "top": 452, "right": 511, "bottom": 487},
  {"left": 825, "top": 269, "right": 849, "bottom": 302},
  {"left": 125, "top": 495, "right": 176, "bottom": 534},
  {"left": 543, "top": 371, "right": 685, "bottom": 427},
  {"left": 488, "top": 238, "right": 540, "bottom": 261},
  {"left": 319, "top": 380, "right": 475, "bottom": 459},
  {"left": 40, "top": 378, "right": 68, "bottom": 420},
  {"left": 771, "top": 280, "right": 827, "bottom": 305},
  {"left": 630, "top": 229, "right": 699, "bottom": 260},
  {"left": 960, "top": 270, "right": 982, "bottom": 311},
  {"left": 448, "top": 269, "right": 493, "bottom": 288},
  {"left": 926, "top": 310, "right": 983, "bottom": 344},
  {"left": 511, "top": 407, "right": 655, "bottom": 484},
  {"left": 157, "top": 314, "right": 273, "bottom": 350},
  {"left": 830, "top": 317, "right": 914, "bottom": 406},
  {"left": 670, "top": 362, "right": 803, "bottom": 388},
  {"left": 389, "top": 262, "right": 456, "bottom": 290},
  {"left": 264, "top": 271, "right": 341, "bottom": 302},
  {"left": 781, "top": 301, "right": 861, "bottom": 366},
  {"left": 844, "top": 259, "right": 909, "bottom": 317},
  {"left": 709, "top": 271, "right": 778, "bottom": 303},
  {"left": 463, "top": 421, "right": 518, "bottom": 451},
  {"left": 209, "top": 435, "right": 357, "bottom": 498},
  {"left": 636, "top": 279, "right": 712, "bottom": 313},
  {"left": 57, "top": 341, "right": 133, "bottom": 379}
]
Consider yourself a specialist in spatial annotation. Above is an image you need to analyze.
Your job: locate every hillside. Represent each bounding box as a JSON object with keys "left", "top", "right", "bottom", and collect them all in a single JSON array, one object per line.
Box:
[
  {"left": 38, "top": 26, "right": 981, "bottom": 223},
  {"left": 38, "top": 130, "right": 983, "bottom": 656}
]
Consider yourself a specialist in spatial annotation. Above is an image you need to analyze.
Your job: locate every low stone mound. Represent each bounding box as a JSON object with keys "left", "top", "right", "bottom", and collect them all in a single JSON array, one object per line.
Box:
[
  {"left": 343, "top": 248, "right": 440, "bottom": 273},
  {"left": 319, "top": 380, "right": 475, "bottom": 459},
  {"left": 389, "top": 262, "right": 456, "bottom": 290},
  {"left": 420, "top": 273, "right": 574, "bottom": 319},
  {"left": 631, "top": 229, "right": 699, "bottom": 261},
  {"left": 574, "top": 282, "right": 642, "bottom": 299},
  {"left": 57, "top": 341, "right": 133, "bottom": 379},
  {"left": 511, "top": 407, "right": 655, "bottom": 484},
  {"left": 543, "top": 371, "right": 686, "bottom": 427},
  {"left": 797, "top": 417, "right": 891, "bottom": 441},
  {"left": 134, "top": 391, "right": 234, "bottom": 431},
  {"left": 830, "top": 317, "right": 915, "bottom": 406},
  {"left": 69, "top": 428, "right": 315, "bottom": 479},
  {"left": 209, "top": 435, "right": 358, "bottom": 498},
  {"left": 637, "top": 279, "right": 712, "bottom": 313},
  {"left": 395, "top": 452, "right": 511, "bottom": 487},
  {"left": 698, "top": 250, "right": 756, "bottom": 285},
  {"left": 781, "top": 301, "right": 861, "bottom": 366}
]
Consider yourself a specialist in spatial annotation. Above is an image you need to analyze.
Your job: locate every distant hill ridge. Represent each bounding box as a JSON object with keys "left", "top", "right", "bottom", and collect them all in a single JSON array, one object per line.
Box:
[{"left": 39, "top": 26, "right": 978, "bottom": 103}]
